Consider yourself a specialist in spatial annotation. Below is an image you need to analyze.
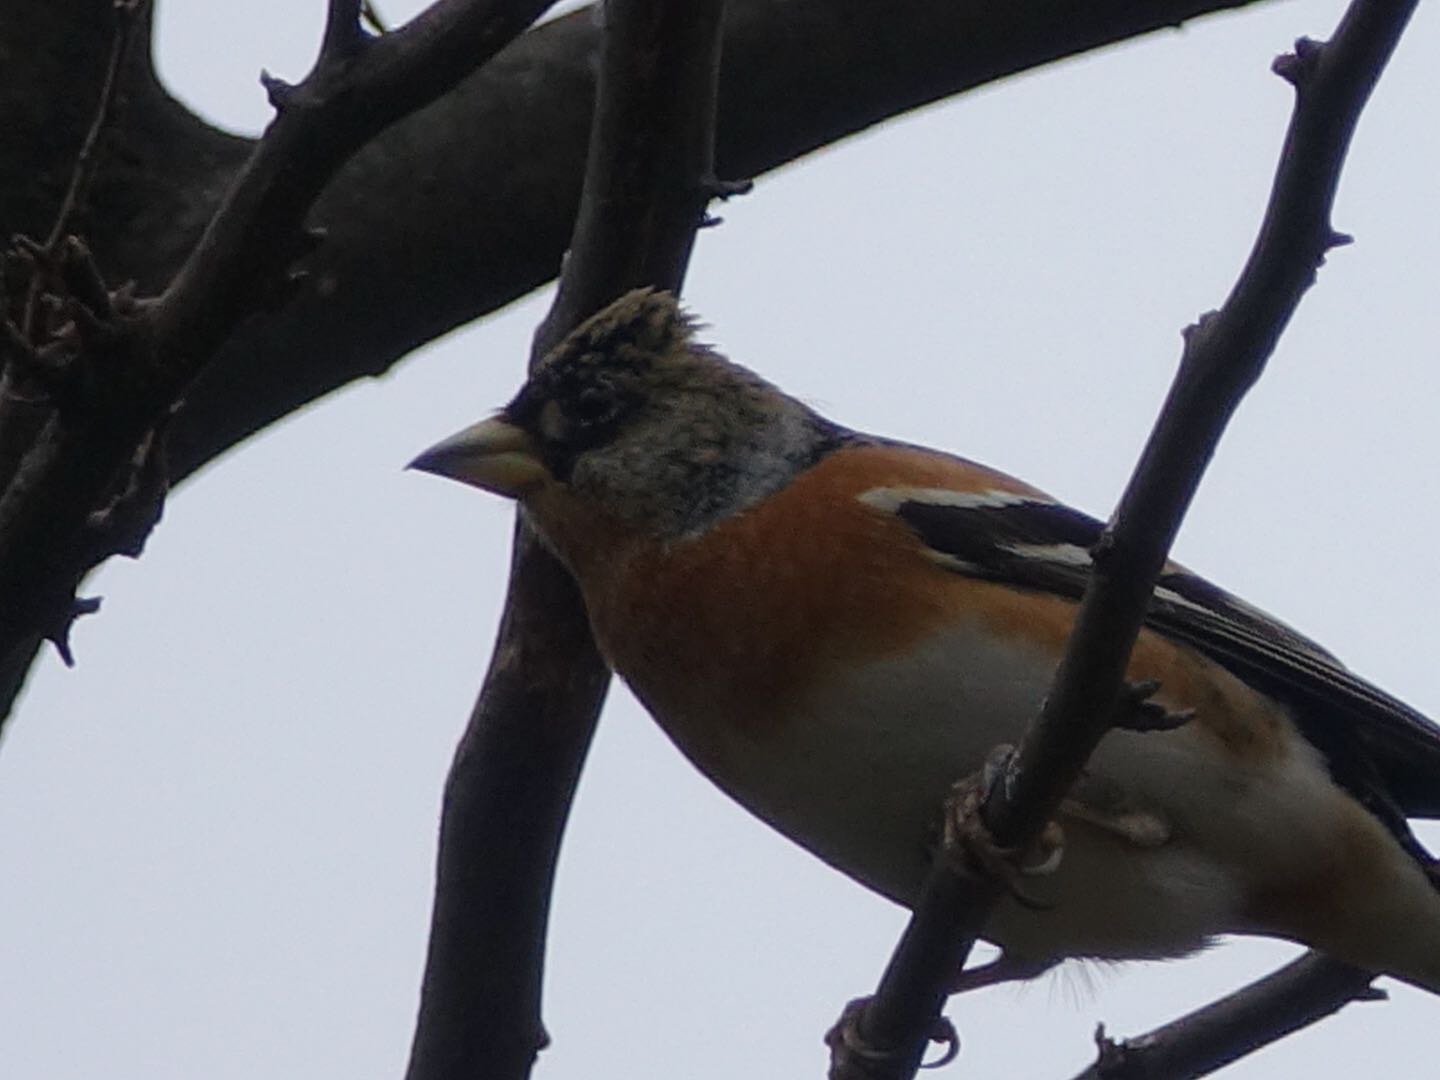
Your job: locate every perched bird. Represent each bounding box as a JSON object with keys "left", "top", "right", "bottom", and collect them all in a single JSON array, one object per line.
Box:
[{"left": 412, "top": 288, "right": 1440, "bottom": 992}]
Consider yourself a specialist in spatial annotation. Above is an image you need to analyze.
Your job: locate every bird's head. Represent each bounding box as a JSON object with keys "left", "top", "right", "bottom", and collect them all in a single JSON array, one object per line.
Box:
[{"left": 410, "top": 289, "right": 840, "bottom": 552}]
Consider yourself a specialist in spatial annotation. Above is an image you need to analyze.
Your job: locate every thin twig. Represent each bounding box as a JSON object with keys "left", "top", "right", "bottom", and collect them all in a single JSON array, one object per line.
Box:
[
  {"left": 320, "top": 0, "right": 369, "bottom": 62},
  {"left": 20, "top": 0, "right": 149, "bottom": 340},
  {"left": 44, "top": 0, "right": 149, "bottom": 251},
  {"left": 151, "top": 0, "right": 560, "bottom": 373},
  {"left": 1068, "top": 953, "right": 1381, "bottom": 1079},
  {"left": 115, "top": 0, "right": 1284, "bottom": 490},
  {"left": 829, "top": 0, "right": 1420, "bottom": 1075},
  {"left": 360, "top": 0, "right": 389, "bottom": 34},
  {"left": 0, "top": 0, "right": 557, "bottom": 697},
  {"left": 0, "top": 1, "right": 1298, "bottom": 725}
]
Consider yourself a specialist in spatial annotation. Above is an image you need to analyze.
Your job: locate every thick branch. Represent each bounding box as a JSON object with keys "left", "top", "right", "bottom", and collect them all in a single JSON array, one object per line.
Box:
[
  {"left": 0, "top": 0, "right": 555, "bottom": 719},
  {"left": 830, "top": 0, "right": 1419, "bottom": 1075},
  {"left": 0, "top": 0, "right": 1287, "bottom": 715},
  {"left": 1, "top": 0, "right": 1277, "bottom": 489},
  {"left": 149, "top": 0, "right": 560, "bottom": 376},
  {"left": 403, "top": 3, "right": 728, "bottom": 1078}
]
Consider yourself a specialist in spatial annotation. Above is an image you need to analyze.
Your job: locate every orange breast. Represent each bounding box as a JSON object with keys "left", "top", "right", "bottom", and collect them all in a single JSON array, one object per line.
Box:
[
  {"left": 578, "top": 442, "right": 1286, "bottom": 768},
  {"left": 581, "top": 445, "right": 1032, "bottom": 725}
]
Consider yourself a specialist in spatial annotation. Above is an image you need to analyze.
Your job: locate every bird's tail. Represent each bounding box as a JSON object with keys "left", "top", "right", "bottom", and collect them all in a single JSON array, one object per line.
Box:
[{"left": 1319, "top": 856, "right": 1440, "bottom": 995}]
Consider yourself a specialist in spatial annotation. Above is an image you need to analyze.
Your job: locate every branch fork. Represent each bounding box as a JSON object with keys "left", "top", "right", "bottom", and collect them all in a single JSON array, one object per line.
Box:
[
  {"left": 0, "top": 0, "right": 561, "bottom": 685},
  {"left": 262, "top": 1, "right": 378, "bottom": 114}
]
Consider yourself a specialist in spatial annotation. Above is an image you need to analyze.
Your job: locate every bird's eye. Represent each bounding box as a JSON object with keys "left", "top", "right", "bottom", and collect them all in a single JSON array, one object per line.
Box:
[{"left": 572, "top": 386, "right": 618, "bottom": 428}]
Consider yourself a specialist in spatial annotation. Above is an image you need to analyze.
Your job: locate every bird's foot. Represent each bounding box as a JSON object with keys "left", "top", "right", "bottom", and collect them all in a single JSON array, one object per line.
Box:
[
  {"left": 943, "top": 747, "right": 1063, "bottom": 911},
  {"left": 825, "top": 997, "right": 960, "bottom": 1071}
]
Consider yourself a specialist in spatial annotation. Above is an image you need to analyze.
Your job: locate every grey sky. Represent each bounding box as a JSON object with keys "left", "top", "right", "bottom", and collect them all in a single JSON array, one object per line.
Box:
[{"left": 2, "top": 1, "right": 1437, "bottom": 1077}]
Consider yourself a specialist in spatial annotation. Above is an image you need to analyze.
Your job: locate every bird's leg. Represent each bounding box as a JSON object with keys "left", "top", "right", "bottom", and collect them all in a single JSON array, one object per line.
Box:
[
  {"left": 1058, "top": 798, "right": 1170, "bottom": 848},
  {"left": 949, "top": 952, "right": 1057, "bottom": 994},
  {"left": 942, "top": 745, "right": 1064, "bottom": 911}
]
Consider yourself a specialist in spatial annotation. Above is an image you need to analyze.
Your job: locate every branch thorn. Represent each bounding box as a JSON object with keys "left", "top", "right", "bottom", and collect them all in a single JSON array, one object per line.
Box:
[
  {"left": 49, "top": 595, "right": 103, "bottom": 667},
  {"left": 260, "top": 70, "right": 298, "bottom": 111},
  {"left": 1273, "top": 37, "right": 1325, "bottom": 88},
  {"left": 701, "top": 174, "right": 753, "bottom": 201},
  {"left": 1325, "top": 227, "right": 1354, "bottom": 251}
]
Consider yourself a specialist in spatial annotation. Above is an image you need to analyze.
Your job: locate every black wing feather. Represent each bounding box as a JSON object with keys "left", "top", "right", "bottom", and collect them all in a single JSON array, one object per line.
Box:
[{"left": 888, "top": 492, "right": 1440, "bottom": 834}]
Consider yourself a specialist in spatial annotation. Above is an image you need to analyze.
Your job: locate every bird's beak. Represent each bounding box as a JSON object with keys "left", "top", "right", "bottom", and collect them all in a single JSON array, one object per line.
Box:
[{"left": 407, "top": 415, "right": 551, "bottom": 498}]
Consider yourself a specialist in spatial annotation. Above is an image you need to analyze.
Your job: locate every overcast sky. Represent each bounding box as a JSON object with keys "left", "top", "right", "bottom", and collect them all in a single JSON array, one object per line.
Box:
[{"left": 2, "top": 1, "right": 1438, "bottom": 1077}]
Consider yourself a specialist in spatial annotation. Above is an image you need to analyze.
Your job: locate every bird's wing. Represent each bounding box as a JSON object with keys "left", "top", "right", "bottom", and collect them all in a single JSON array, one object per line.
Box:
[{"left": 862, "top": 474, "right": 1440, "bottom": 837}]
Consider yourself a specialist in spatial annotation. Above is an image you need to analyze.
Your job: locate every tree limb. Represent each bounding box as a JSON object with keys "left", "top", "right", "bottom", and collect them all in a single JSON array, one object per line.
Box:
[
  {"left": 0, "top": 0, "right": 1287, "bottom": 715},
  {"left": 1070, "top": 953, "right": 1381, "bottom": 1080},
  {"left": 149, "top": 0, "right": 561, "bottom": 376},
  {"left": 0, "top": 0, "right": 1280, "bottom": 491},
  {"left": 403, "top": 2, "right": 731, "bottom": 1076},
  {"left": 828, "top": 0, "right": 1420, "bottom": 1075},
  {"left": 0, "top": 0, "right": 556, "bottom": 720}
]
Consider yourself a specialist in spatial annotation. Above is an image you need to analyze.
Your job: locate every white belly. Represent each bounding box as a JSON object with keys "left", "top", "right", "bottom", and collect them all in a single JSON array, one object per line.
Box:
[{"left": 645, "top": 617, "right": 1348, "bottom": 965}]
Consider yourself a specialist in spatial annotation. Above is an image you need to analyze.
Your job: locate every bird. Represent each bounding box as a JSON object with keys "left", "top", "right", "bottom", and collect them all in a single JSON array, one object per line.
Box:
[{"left": 411, "top": 287, "right": 1440, "bottom": 993}]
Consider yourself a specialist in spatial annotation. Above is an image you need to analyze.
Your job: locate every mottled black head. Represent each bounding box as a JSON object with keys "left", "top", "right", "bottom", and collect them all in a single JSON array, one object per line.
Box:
[
  {"left": 499, "top": 288, "right": 848, "bottom": 538},
  {"left": 504, "top": 290, "right": 698, "bottom": 482}
]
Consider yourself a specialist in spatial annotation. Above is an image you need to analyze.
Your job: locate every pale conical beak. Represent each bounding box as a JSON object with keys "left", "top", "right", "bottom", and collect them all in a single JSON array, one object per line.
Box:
[{"left": 407, "top": 415, "right": 551, "bottom": 498}]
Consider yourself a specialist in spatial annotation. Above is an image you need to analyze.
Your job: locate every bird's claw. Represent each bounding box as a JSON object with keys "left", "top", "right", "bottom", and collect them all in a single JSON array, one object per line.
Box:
[
  {"left": 825, "top": 997, "right": 960, "bottom": 1070},
  {"left": 1114, "top": 678, "right": 1194, "bottom": 733},
  {"left": 943, "top": 750, "right": 1063, "bottom": 911}
]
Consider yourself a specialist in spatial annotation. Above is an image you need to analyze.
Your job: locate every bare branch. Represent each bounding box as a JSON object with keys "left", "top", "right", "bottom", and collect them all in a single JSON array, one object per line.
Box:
[
  {"left": 40, "top": 0, "right": 150, "bottom": 257},
  {"left": 0, "top": 0, "right": 556, "bottom": 720},
  {"left": 404, "top": 2, "right": 733, "bottom": 1077},
  {"left": 1, "top": 2, "right": 148, "bottom": 511},
  {"left": 828, "top": 0, "right": 1421, "bottom": 1075},
  {"left": 149, "top": 0, "right": 560, "bottom": 378},
  {"left": 1068, "top": 954, "right": 1381, "bottom": 1079},
  {"left": 320, "top": 0, "right": 371, "bottom": 61},
  {"left": 0, "top": 1, "right": 1284, "bottom": 490}
]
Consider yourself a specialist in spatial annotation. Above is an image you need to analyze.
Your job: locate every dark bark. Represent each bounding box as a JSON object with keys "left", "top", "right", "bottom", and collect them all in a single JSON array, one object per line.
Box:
[
  {"left": 1070, "top": 954, "right": 1381, "bottom": 1079},
  {"left": 403, "top": 526, "right": 610, "bottom": 1079},
  {"left": 6, "top": 2, "right": 1388, "bottom": 1076},
  {"left": 1, "top": 0, "right": 1273, "bottom": 492},
  {"left": 0, "top": 0, "right": 558, "bottom": 716},
  {"left": 404, "top": 1, "right": 728, "bottom": 1075}
]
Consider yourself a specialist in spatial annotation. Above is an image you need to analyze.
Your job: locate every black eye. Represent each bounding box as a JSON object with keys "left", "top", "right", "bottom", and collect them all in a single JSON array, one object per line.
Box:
[{"left": 572, "top": 386, "right": 618, "bottom": 428}]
